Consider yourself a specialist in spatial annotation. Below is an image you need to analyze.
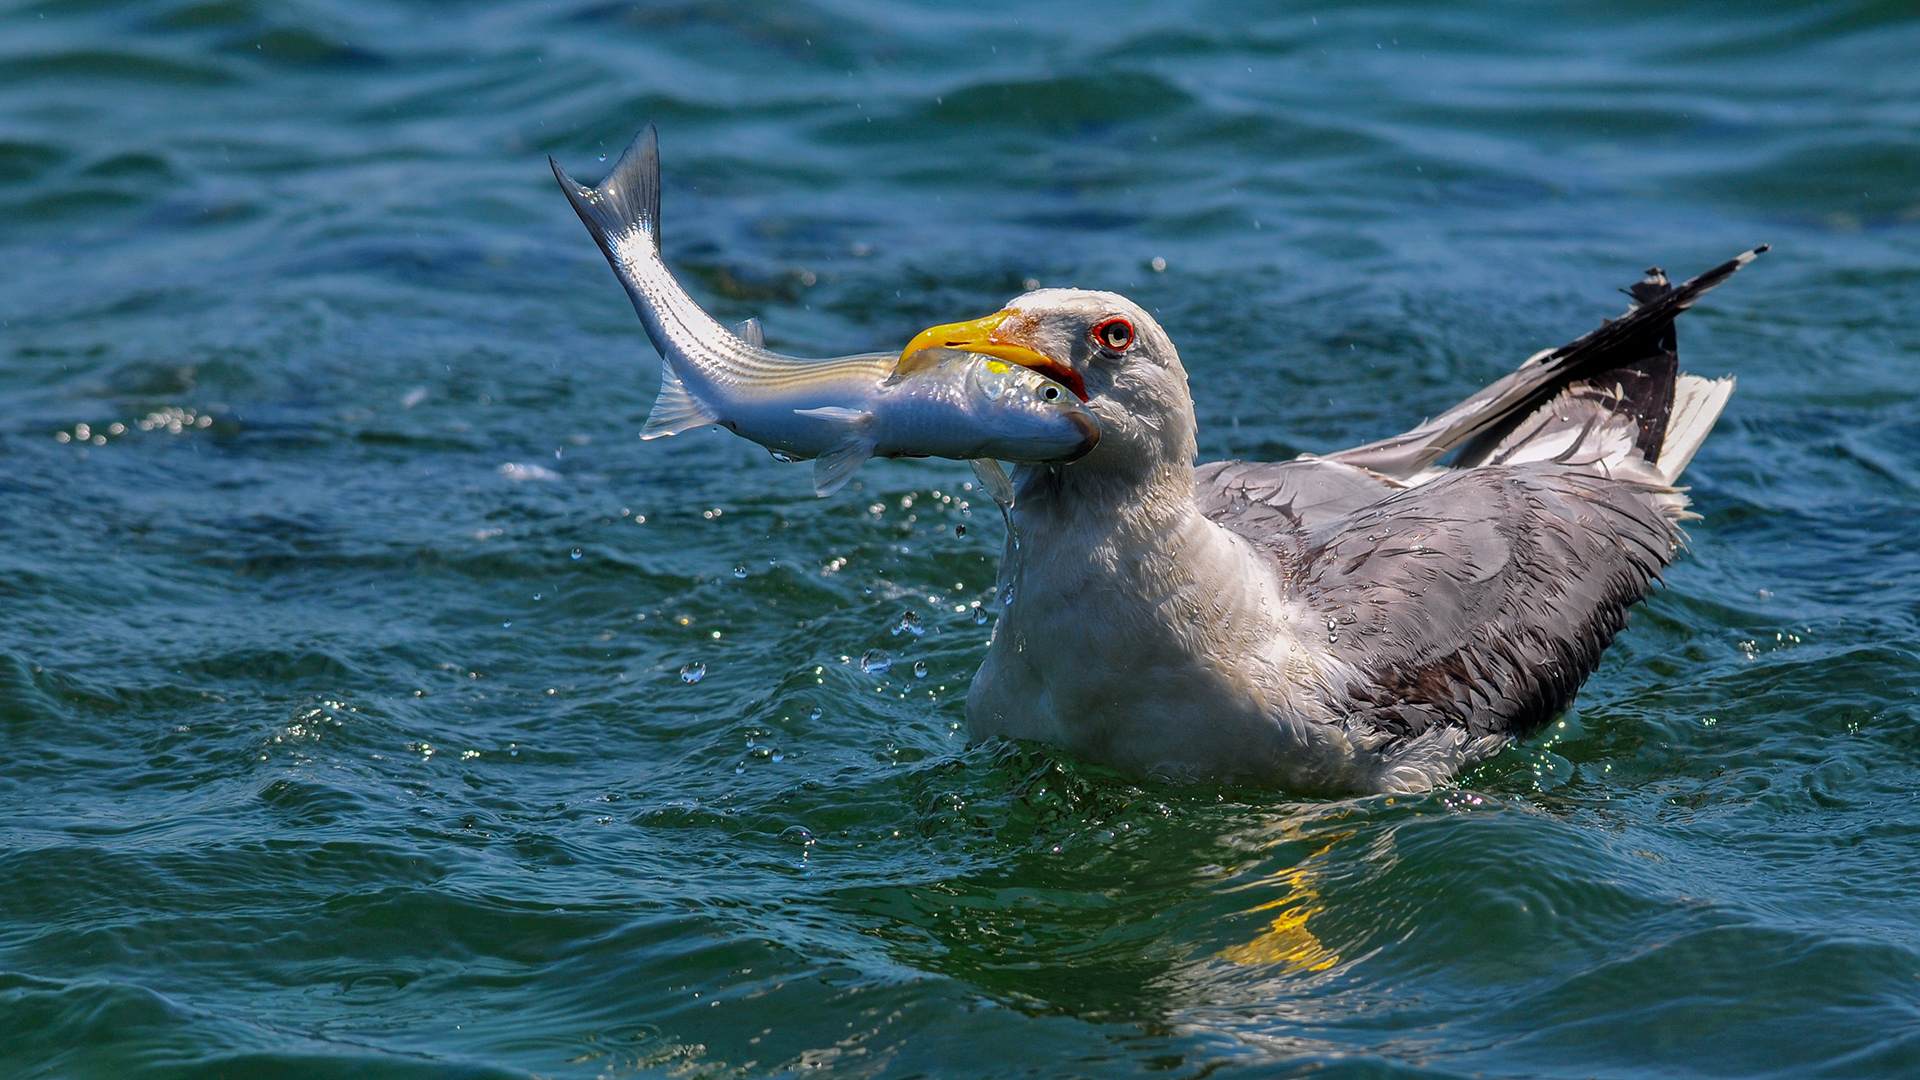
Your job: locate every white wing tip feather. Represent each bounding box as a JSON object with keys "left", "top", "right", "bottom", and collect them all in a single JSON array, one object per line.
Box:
[{"left": 1656, "top": 374, "right": 1735, "bottom": 484}]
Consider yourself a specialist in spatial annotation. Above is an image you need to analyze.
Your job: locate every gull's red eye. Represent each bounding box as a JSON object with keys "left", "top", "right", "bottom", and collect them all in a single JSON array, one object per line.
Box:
[{"left": 1090, "top": 317, "right": 1134, "bottom": 352}]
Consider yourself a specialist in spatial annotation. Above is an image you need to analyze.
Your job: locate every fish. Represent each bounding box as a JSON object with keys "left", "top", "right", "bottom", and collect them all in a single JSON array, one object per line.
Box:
[{"left": 551, "top": 125, "right": 1100, "bottom": 496}]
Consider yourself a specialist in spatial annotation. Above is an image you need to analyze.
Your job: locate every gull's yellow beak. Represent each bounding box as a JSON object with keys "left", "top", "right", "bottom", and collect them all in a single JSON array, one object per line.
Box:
[{"left": 899, "top": 310, "right": 1087, "bottom": 401}]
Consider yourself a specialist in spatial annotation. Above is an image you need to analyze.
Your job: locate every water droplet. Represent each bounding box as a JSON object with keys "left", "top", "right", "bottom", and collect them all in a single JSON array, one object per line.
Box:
[
  {"left": 679, "top": 662, "right": 706, "bottom": 684},
  {"left": 890, "top": 610, "right": 925, "bottom": 637},
  {"left": 809, "top": 706, "right": 823, "bottom": 721},
  {"left": 971, "top": 604, "right": 989, "bottom": 626},
  {"left": 860, "top": 650, "right": 892, "bottom": 675},
  {"left": 598, "top": 153, "right": 608, "bottom": 162},
  {"left": 954, "top": 523, "right": 967, "bottom": 537},
  {"left": 913, "top": 661, "right": 928, "bottom": 679},
  {"left": 771, "top": 750, "right": 785, "bottom": 763},
  {"left": 999, "top": 582, "right": 1015, "bottom": 607},
  {"left": 733, "top": 566, "right": 747, "bottom": 578},
  {"left": 571, "top": 548, "right": 582, "bottom": 560}
]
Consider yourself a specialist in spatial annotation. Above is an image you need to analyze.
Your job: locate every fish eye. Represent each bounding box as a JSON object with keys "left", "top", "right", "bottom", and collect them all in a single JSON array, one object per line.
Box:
[
  {"left": 1090, "top": 317, "right": 1134, "bottom": 352},
  {"left": 1042, "top": 385, "right": 1061, "bottom": 402}
]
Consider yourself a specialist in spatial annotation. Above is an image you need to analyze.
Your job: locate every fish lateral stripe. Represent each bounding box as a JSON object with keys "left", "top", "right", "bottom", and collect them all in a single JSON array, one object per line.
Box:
[{"left": 553, "top": 125, "right": 1105, "bottom": 489}]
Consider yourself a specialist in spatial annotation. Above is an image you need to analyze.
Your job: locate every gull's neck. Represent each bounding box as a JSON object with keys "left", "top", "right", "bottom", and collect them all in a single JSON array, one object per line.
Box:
[
  {"left": 1011, "top": 455, "right": 1200, "bottom": 554},
  {"left": 1003, "top": 377, "right": 1235, "bottom": 612},
  {"left": 985, "top": 447, "right": 1333, "bottom": 783},
  {"left": 1003, "top": 443, "right": 1275, "bottom": 658}
]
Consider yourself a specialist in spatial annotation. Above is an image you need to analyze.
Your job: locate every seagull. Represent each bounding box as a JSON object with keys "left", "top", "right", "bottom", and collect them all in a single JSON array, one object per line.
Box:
[{"left": 900, "top": 250, "right": 1764, "bottom": 793}]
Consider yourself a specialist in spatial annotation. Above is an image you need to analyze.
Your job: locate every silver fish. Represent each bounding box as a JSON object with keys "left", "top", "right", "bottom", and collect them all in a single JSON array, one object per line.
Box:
[{"left": 552, "top": 125, "right": 1099, "bottom": 496}]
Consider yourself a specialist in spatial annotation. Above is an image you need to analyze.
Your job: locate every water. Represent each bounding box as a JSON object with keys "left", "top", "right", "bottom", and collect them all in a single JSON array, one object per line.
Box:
[{"left": 2, "top": 2, "right": 1918, "bottom": 1077}]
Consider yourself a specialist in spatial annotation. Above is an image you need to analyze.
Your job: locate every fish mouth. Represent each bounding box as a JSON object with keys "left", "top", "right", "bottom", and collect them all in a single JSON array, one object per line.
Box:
[
  {"left": 1064, "top": 412, "right": 1100, "bottom": 462},
  {"left": 900, "top": 310, "right": 1088, "bottom": 402}
]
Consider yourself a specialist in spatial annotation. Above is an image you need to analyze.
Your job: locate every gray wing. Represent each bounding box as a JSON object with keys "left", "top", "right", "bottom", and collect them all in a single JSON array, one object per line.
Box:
[
  {"left": 1195, "top": 457, "right": 1402, "bottom": 532},
  {"left": 1275, "top": 465, "right": 1678, "bottom": 743},
  {"left": 1195, "top": 250, "right": 1766, "bottom": 530}
]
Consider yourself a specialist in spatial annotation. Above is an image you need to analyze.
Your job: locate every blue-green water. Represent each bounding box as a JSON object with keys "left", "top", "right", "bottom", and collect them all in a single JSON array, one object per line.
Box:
[{"left": 4, "top": 2, "right": 1920, "bottom": 1077}]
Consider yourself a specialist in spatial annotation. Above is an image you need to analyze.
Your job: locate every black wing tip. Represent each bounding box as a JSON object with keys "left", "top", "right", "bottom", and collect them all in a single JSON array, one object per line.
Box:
[{"left": 1667, "top": 244, "right": 1768, "bottom": 306}]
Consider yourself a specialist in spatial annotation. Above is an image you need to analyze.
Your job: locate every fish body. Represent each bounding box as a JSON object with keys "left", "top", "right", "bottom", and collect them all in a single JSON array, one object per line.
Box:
[{"left": 552, "top": 126, "right": 1098, "bottom": 495}]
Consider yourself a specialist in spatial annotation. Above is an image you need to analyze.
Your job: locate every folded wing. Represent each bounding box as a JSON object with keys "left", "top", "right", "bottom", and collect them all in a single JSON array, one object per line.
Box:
[{"left": 1284, "top": 465, "right": 1677, "bottom": 751}]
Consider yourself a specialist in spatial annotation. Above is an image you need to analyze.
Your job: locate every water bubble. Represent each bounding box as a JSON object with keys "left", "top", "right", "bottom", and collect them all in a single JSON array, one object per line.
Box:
[
  {"left": 954, "top": 523, "right": 967, "bottom": 537},
  {"left": 780, "top": 825, "right": 814, "bottom": 846},
  {"left": 913, "top": 661, "right": 928, "bottom": 679},
  {"left": 860, "top": 650, "right": 892, "bottom": 675},
  {"left": 809, "top": 707, "right": 823, "bottom": 721},
  {"left": 571, "top": 548, "right": 582, "bottom": 560},
  {"left": 890, "top": 610, "right": 925, "bottom": 637},
  {"left": 679, "top": 662, "right": 707, "bottom": 684},
  {"left": 733, "top": 566, "right": 747, "bottom": 578}
]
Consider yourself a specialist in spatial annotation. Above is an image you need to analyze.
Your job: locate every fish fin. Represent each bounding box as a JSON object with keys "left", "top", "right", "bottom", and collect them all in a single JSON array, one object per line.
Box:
[
  {"left": 731, "top": 318, "right": 764, "bottom": 348},
  {"left": 794, "top": 406, "right": 872, "bottom": 425},
  {"left": 550, "top": 123, "right": 662, "bottom": 260},
  {"left": 640, "top": 361, "right": 720, "bottom": 440},
  {"left": 971, "top": 459, "right": 1016, "bottom": 509},
  {"left": 812, "top": 438, "right": 874, "bottom": 497}
]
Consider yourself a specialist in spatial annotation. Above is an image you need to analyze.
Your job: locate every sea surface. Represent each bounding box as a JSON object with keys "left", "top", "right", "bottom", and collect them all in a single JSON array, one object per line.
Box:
[{"left": 4, "top": 2, "right": 1919, "bottom": 1077}]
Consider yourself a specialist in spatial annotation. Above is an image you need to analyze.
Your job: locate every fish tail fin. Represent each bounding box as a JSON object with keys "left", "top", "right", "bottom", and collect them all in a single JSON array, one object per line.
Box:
[
  {"left": 555, "top": 125, "right": 713, "bottom": 441},
  {"left": 640, "top": 359, "right": 719, "bottom": 440},
  {"left": 550, "top": 123, "right": 661, "bottom": 262}
]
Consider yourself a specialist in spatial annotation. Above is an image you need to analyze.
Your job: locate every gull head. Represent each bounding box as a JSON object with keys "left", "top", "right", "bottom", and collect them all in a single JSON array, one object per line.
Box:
[{"left": 899, "top": 288, "right": 1196, "bottom": 481}]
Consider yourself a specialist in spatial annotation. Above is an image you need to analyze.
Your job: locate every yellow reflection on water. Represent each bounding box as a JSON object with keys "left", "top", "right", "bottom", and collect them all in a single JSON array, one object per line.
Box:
[{"left": 1217, "top": 835, "right": 1344, "bottom": 973}]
